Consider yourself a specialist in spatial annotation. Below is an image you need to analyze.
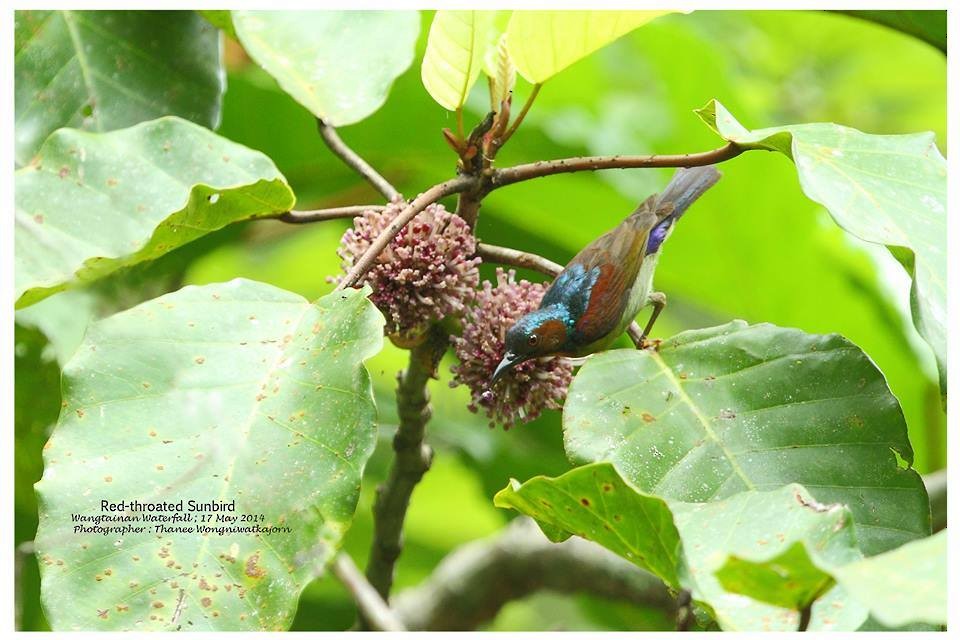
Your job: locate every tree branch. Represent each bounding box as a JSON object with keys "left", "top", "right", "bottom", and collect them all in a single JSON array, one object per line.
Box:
[
  {"left": 362, "top": 325, "right": 449, "bottom": 624},
  {"left": 476, "top": 243, "right": 645, "bottom": 349},
  {"left": 317, "top": 119, "right": 400, "bottom": 202},
  {"left": 273, "top": 141, "right": 746, "bottom": 249},
  {"left": 489, "top": 142, "right": 743, "bottom": 190},
  {"left": 453, "top": 112, "right": 499, "bottom": 227},
  {"left": 277, "top": 205, "right": 385, "bottom": 224},
  {"left": 393, "top": 517, "right": 675, "bottom": 631},
  {"left": 477, "top": 242, "right": 562, "bottom": 276},
  {"left": 333, "top": 554, "right": 406, "bottom": 631},
  {"left": 337, "top": 176, "right": 476, "bottom": 289},
  {"left": 455, "top": 191, "right": 485, "bottom": 229}
]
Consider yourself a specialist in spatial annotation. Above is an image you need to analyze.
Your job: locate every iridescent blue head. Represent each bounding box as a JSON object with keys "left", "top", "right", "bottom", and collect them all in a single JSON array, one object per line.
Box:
[{"left": 491, "top": 305, "right": 573, "bottom": 384}]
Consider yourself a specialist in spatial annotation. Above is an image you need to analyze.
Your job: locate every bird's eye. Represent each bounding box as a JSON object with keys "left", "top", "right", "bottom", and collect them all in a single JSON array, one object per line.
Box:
[{"left": 528, "top": 334, "right": 540, "bottom": 346}]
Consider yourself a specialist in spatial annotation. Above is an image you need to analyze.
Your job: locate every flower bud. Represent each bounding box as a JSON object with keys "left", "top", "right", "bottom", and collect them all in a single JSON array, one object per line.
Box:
[
  {"left": 450, "top": 268, "right": 573, "bottom": 429},
  {"left": 334, "top": 198, "right": 480, "bottom": 344}
]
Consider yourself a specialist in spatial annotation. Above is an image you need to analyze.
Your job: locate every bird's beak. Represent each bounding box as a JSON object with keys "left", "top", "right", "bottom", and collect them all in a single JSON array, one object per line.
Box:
[{"left": 491, "top": 351, "right": 518, "bottom": 385}]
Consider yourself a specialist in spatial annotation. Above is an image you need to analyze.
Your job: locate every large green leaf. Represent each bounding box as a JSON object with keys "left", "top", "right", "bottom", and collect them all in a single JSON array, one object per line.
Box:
[
  {"left": 14, "top": 10, "right": 224, "bottom": 166},
  {"left": 564, "top": 321, "right": 929, "bottom": 556},
  {"left": 494, "top": 463, "right": 681, "bottom": 588},
  {"left": 15, "top": 117, "right": 294, "bottom": 309},
  {"left": 232, "top": 11, "right": 419, "bottom": 126},
  {"left": 34, "top": 281, "right": 384, "bottom": 630},
  {"left": 421, "top": 11, "right": 499, "bottom": 111},
  {"left": 505, "top": 11, "right": 674, "bottom": 83},
  {"left": 717, "top": 529, "right": 946, "bottom": 628},
  {"left": 697, "top": 99, "right": 947, "bottom": 399}
]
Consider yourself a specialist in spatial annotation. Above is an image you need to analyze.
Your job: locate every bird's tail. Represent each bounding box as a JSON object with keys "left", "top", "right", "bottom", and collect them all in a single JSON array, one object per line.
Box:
[
  {"left": 638, "top": 165, "right": 721, "bottom": 254},
  {"left": 654, "top": 165, "right": 722, "bottom": 220}
]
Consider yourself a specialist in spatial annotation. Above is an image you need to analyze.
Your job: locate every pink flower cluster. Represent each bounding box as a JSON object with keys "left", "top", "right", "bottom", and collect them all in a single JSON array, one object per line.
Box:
[
  {"left": 450, "top": 268, "right": 573, "bottom": 430},
  {"left": 334, "top": 198, "right": 481, "bottom": 343}
]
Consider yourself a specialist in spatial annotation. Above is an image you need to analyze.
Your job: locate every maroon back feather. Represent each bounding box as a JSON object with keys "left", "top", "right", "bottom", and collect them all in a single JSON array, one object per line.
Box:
[{"left": 570, "top": 206, "right": 655, "bottom": 341}]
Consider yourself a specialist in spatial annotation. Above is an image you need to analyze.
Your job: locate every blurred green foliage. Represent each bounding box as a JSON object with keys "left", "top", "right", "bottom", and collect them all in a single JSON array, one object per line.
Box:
[{"left": 15, "top": 9, "right": 945, "bottom": 631}]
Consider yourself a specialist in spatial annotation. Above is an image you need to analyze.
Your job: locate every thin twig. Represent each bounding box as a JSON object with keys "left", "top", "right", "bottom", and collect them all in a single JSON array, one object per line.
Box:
[
  {"left": 490, "top": 142, "right": 743, "bottom": 189},
  {"left": 798, "top": 603, "right": 813, "bottom": 631},
  {"left": 333, "top": 554, "right": 406, "bottom": 631},
  {"left": 317, "top": 119, "right": 400, "bottom": 202},
  {"left": 338, "top": 176, "right": 475, "bottom": 289},
  {"left": 500, "top": 83, "right": 541, "bottom": 147},
  {"left": 393, "top": 517, "right": 675, "bottom": 630},
  {"left": 476, "top": 243, "right": 646, "bottom": 348},
  {"left": 477, "top": 242, "right": 562, "bottom": 276},
  {"left": 363, "top": 326, "right": 449, "bottom": 622},
  {"left": 277, "top": 205, "right": 386, "bottom": 224}
]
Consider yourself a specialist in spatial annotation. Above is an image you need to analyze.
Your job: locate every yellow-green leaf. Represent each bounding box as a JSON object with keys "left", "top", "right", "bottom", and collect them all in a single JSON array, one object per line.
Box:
[
  {"left": 505, "top": 10, "right": 674, "bottom": 83},
  {"left": 482, "top": 12, "right": 513, "bottom": 78},
  {"left": 421, "top": 11, "right": 500, "bottom": 111}
]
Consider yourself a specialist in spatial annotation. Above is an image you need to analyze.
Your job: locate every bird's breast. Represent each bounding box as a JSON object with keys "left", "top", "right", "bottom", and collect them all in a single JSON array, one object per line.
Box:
[{"left": 622, "top": 251, "right": 661, "bottom": 327}]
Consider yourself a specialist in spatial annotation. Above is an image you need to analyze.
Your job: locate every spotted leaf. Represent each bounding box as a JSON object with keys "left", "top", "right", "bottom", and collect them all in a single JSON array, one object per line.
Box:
[
  {"left": 564, "top": 321, "right": 929, "bottom": 556},
  {"left": 15, "top": 117, "right": 294, "bottom": 309},
  {"left": 34, "top": 281, "right": 383, "bottom": 630}
]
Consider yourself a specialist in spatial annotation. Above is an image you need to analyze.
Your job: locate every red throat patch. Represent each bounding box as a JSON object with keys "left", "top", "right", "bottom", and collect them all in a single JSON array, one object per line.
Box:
[{"left": 534, "top": 319, "right": 567, "bottom": 351}]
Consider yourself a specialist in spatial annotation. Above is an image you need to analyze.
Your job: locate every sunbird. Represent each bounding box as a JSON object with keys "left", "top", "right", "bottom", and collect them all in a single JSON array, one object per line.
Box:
[{"left": 492, "top": 166, "right": 721, "bottom": 384}]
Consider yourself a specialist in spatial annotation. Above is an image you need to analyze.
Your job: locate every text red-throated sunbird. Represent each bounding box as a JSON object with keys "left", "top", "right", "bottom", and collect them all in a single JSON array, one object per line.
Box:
[{"left": 492, "top": 166, "right": 721, "bottom": 384}]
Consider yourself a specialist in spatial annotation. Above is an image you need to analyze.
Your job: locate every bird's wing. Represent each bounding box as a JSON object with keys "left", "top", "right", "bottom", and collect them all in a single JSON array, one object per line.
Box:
[
  {"left": 569, "top": 210, "right": 655, "bottom": 343},
  {"left": 541, "top": 263, "right": 597, "bottom": 317}
]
